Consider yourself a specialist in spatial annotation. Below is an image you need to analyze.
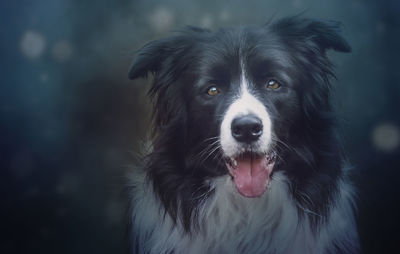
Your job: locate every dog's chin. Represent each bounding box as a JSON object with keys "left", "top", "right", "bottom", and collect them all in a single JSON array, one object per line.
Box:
[{"left": 225, "top": 151, "right": 276, "bottom": 198}]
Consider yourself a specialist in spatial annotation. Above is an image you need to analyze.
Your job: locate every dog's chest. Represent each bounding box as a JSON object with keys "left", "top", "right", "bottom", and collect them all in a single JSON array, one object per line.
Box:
[{"left": 131, "top": 172, "right": 322, "bottom": 254}]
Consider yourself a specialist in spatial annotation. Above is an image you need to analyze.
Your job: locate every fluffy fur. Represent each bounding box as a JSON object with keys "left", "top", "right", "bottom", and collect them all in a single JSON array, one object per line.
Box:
[{"left": 127, "top": 17, "right": 360, "bottom": 254}]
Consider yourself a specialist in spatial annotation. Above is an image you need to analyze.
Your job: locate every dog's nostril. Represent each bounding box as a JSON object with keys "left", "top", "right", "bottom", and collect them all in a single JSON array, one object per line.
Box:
[
  {"left": 251, "top": 124, "right": 262, "bottom": 136},
  {"left": 232, "top": 126, "right": 242, "bottom": 136},
  {"left": 231, "top": 115, "right": 263, "bottom": 143}
]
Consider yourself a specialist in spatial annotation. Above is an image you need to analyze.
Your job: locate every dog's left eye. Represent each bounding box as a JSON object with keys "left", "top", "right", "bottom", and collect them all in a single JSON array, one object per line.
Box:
[
  {"left": 266, "top": 79, "right": 281, "bottom": 90},
  {"left": 207, "top": 86, "right": 220, "bottom": 96}
]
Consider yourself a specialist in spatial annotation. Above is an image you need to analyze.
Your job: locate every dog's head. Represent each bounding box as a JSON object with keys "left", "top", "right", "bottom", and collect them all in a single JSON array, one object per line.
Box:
[{"left": 129, "top": 17, "right": 350, "bottom": 198}]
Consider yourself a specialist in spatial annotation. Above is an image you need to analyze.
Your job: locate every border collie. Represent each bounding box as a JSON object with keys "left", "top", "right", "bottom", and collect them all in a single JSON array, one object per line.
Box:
[{"left": 128, "top": 17, "right": 359, "bottom": 254}]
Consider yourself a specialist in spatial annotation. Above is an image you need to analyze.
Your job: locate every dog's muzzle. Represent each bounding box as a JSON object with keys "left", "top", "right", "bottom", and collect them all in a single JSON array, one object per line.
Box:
[{"left": 231, "top": 114, "right": 263, "bottom": 143}]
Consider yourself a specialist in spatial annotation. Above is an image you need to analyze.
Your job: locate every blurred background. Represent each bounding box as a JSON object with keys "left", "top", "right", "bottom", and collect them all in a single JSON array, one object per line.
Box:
[{"left": 1, "top": 0, "right": 399, "bottom": 253}]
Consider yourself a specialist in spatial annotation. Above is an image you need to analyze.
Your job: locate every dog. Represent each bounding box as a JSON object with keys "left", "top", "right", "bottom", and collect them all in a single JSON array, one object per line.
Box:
[{"left": 127, "top": 17, "right": 360, "bottom": 254}]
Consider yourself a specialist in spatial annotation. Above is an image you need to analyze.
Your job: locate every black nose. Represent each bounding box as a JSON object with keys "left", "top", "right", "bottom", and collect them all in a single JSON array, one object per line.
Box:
[{"left": 231, "top": 115, "right": 263, "bottom": 143}]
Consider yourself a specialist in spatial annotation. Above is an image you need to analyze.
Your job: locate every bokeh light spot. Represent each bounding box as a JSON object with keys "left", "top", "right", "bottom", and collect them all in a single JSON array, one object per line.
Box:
[
  {"left": 105, "top": 200, "right": 124, "bottom": 226},
  {"left": 200, "top": 14, "right": 213, "bottom": 28},
  {"left": 219, "top": 10, "right": 230, "bottom": 22},
  {"left": 56, "top": 173, "right": 81, "bottom": 195},
  {"left": 20, "top": 30, "right": 46, "bottom": 59},
  {"left": 372, "top": 122, "right": 400, "bottom": 152},
  {"left": 292, "top": 0, "right": 303, "bottom": 8},
  {"left": 40, "top": 72, "right": 49, "bottom": 82},
  {"left": 52, "top": 40, "right": 73, "bottom": 62},
  {"left": 149, "top": 7, "right": 174, "bottom": 33},
  {"left": 10, "top": 149, "right": 34, "bottom": 178}
]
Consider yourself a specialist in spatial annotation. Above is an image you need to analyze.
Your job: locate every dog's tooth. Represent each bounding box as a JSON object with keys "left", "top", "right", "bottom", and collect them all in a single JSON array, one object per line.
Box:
[
  {"left": 228, "top": 157, "right": 237, "bottom": 168},
  {"left": 265, "top": 155, "right": 270, "bottom": 164},
  {"left": 232, "top": 159, "right": 237, "bottom": 168}
]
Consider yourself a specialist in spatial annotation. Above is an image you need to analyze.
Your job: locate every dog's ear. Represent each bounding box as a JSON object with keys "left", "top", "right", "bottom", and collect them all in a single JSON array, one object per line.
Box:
[
  {"left": 272, "top": 17, "right": 351, "bottom": 53},
  {"left": 129, "top": 37, "right": 175, "bottom": 80},
  {"left": 129, "top": 27, "right": 210, "bottom": 80},
  {"left": 304, "top": 19, "right": 351, "bottom": 53}
]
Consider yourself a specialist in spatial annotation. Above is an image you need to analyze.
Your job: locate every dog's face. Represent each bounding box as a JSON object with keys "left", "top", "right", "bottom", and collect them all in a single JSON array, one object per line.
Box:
[
  {"left": 129, "top": 18, "right": 350, "bottom": 198},
  {"left": 184, "top": 35, "right": 303, "bottom": 197}
]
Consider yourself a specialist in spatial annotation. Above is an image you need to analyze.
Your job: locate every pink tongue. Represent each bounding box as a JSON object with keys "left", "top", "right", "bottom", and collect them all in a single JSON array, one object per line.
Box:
[{"left": 232, "top": 156, "right": 271, "bottom": 198}]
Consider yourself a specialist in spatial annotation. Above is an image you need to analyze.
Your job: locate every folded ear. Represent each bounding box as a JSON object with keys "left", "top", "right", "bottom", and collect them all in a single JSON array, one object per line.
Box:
[
  {"left": 272, "top": 17, "right": 351, "bottom": 53},
  {"left": 129, "top": 27, "right": 210, "bottom": 80},
  {"left": 305, "top": 19, "right": 351, "bottom": 53},
  {"left": 128, "top": 37, "right": 174, "bottom": 80}
]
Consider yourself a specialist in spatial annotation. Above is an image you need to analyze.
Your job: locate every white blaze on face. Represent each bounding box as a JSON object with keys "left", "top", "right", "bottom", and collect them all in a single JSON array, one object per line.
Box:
[{"left": 220, "top": 72, "right": 272, "bottom": 157}]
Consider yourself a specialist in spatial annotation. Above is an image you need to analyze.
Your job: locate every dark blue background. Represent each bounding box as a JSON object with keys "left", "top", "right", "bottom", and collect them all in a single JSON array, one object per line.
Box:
[{"left": 1, "top": 0, "right": 399, "bottom": 253}]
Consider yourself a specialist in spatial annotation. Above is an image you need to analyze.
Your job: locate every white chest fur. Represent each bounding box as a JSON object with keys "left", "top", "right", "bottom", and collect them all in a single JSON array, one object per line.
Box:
[{"left": 129, "top": 171, "right": 358, "bottom": 254}]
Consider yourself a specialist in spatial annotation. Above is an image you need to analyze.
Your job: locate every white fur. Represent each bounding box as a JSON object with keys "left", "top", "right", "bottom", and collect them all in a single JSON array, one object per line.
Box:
[
  {"left": 129, "top": 170, "right": 359, "bottom": 254},
  {"left": 220, "top": 71, "right": 272, "bottom": 158}
]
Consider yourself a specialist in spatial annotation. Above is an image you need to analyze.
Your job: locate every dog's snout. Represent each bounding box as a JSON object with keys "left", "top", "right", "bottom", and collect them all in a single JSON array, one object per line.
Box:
[{"left": 231, "top": 115, "right": 263, "bottom": 143}]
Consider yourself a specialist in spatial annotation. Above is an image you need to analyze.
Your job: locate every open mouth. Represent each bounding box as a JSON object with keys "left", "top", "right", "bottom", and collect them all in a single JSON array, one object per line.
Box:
[{"left": 225, "top": 151, "right": 276, "bottom": 198}]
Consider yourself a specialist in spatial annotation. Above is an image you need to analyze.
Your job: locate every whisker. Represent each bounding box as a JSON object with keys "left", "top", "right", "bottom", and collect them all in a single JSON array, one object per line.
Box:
[
  {"left": 271, "top": 135, "right": 293, "bottom": 151},
  {"left": 199, "top": 144, "right": 222, "bottom": 165},
  {"left": 296, "top": 190, "right": 316, "bottom": 208},
  {"left": 191, "top": 138, "right": 222, "bottom": 168},
  {"left": 202, "top": 136, "right": 220, "bottom": 142},
  {"left": 296, "top": 202, "right": 322, "bottom": 218},
  {"left": 196, "top": 139, "right": 220, "bottom": 160}
]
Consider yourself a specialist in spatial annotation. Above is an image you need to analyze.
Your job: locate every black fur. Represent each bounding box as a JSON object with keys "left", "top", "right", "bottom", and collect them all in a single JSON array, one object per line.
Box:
[{"left": 128, "top": 17, "right": 357, "bottom": 253}]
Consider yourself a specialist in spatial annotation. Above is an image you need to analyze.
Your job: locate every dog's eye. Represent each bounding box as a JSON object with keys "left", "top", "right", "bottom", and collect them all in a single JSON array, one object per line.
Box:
[
  {"left": 207, "top": 86, "right": 220, "bottom": 96},
  {"left": 266, "top": 79, "right": 280, "bottom": 90}
]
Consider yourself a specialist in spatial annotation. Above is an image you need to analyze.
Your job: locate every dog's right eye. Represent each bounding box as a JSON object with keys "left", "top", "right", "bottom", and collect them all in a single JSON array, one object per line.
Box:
[
  {"left": 266, "top": 79, "right": 281, "bottom": 90},
  {"left": 207, "top": 86, "right": 220, "bottom": 96}
]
